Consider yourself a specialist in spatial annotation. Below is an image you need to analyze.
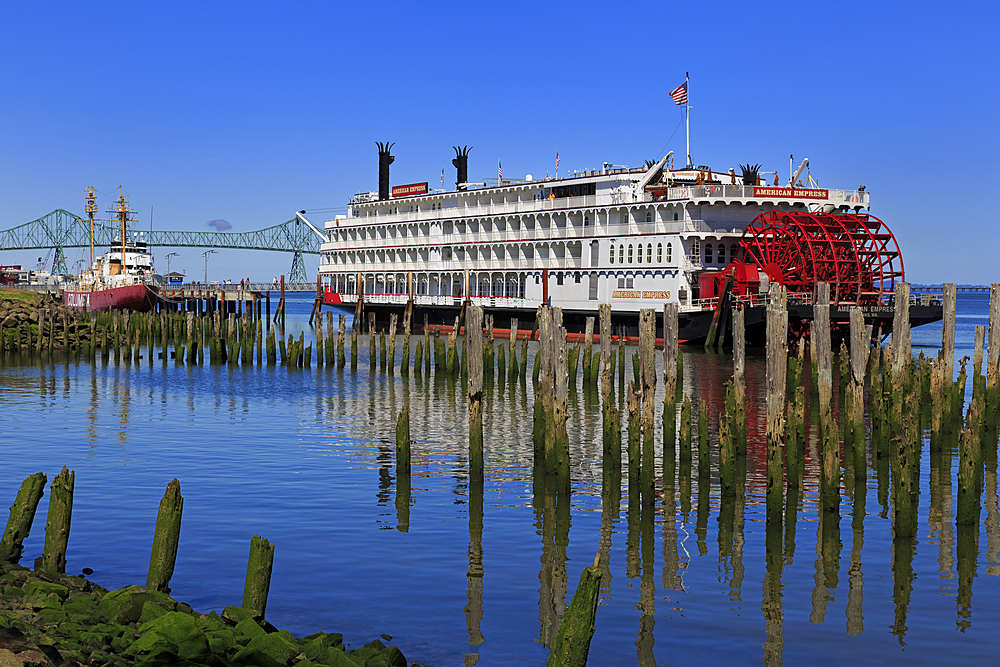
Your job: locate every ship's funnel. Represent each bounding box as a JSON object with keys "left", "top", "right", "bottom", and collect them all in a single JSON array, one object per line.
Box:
[
  {"left": 452, "top": 145, "right": 472, "bottom": 190},
  {"left": 377, "top": 142, "right": 395, "bottom": 201}
]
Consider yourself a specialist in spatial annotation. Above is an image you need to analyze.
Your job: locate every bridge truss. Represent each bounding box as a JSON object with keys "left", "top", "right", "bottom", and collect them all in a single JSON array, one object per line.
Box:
[{"left": 0, "top": 210, "right": 324, "bottom": 282}]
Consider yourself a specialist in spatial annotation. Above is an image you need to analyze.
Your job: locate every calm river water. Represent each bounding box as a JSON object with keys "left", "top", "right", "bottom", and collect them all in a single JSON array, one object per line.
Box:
[{"left": 1, "top": 293, "right": 998, "bottom": 666}]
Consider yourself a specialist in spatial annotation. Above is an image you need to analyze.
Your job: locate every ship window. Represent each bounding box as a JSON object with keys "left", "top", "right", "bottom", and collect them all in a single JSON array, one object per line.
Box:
[
  {"left": 628, "top": 244, "right": 633, "bottom": 263},
  {"left": 666, "top": 242, "right": 672, "bottom": 263},
  {"left": 717, "top": 244, "right": 726, "bottom": 264},
  {"left": 584, "top": 215, "right": 590, "bottom": 226},
  {"left": 626, "top": 277, "right": 634, "bottom": 289},
  {"left": 674, "top": 212, "right": 679, "bottom": 221},
  {"left": 645, "top": 211, "right": 652, "bottom": 223},
  {"left": 704, "top": 243, "right": 713, "bottom": 263},
  {"left": 647, "top": 244, "right": 652, "bottom": 263},
  {"left": 636, "top": 244, "right": 642, "bottom": 264},
  {"left": 609, "top": 243, "right": 615, "bottom": 264},
  {"left": 574, "top": 271, "right": 581, "bottom": 283},
  {"left": 589, "top": 273, "right": 598, "bottom": 300},
  {"left": 557, "top": 273, "right": 564, "bottom": 286},
  {"left": 657, "top": 243, "right": 663, "bottom": 263},
  {"left": 618, "top": 276, "right": 625, "bottom": 288},
  {"left": 619, "top": 244, "right": 624, "bottom": 264}
]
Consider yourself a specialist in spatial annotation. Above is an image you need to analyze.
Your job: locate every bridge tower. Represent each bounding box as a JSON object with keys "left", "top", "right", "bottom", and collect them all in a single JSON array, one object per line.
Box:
[{"left": 289, "top": 250, "right": 307, "bottom": 284}]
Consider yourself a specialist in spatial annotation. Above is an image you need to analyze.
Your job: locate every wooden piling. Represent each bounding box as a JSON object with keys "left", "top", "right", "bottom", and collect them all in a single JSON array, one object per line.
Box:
[
  {"left": 368, "top": 313, "right": 377, "bottom": 370},
  {"left": 388, "top": 313, "right": 398, "bottom": 374},
  {"left": 987, "top": 284, "right": 1000, "bottom": 419},
  {"left": 468, "top": 305, "right": 484, "bottom": 479},
  {"left": 638, "top": 309, "right": 656, "bottom": 486},
  {"left": 0, "top": 472, "right": 47, "bottom": 564},
  {"left": 534, "top": 306, "right": 570, "bottom": 483},
  {"left": 765, "top": 285, "right": 788, "bottom": 519},
  {"left": 600, "top": 304, "right": 621, "bottom": 470},
  {"left": 338, "top": 314, "right": 347, "bottom": 368},
  {"left": 40, "top": 466, "right": 74, "bottom": 573},
  {"left": 395, "top": 404, "right": 411, "bottom": 475},
  {"left": 423, "top": 313, "right": 431, "bottom": 372},
  {"left": 582, "top": 317, "right": 594, "bottom": 387},
  {"left": 679, "top": 395, "right": 692, "bottom": 462},
  {"left": 508, "top": 318, "right": 519, "bottom": 380},
  {"left": 729, "top": 308, "right": 747, "bottom": 455},
  {"left": 849, "top": 308, "right": 870, "bottom": 477},
  {"left": 146, "top": 478, "right": 184, "bottom": 594},
  {"left": 698, "top": 398, "right": 709, "bottom": 479},
  {"left": 942, "top": 283, "right": 957, "bottom": 383},
  {"left": 663, "top": 303, "right": 679, "bottom": 455},
  {"left": 627, "top": 381, "right": 642, "bottom": 479},
  {"left": 447, "top": 316, "right": 459, "bottom": 375},
  {"left": 545, "top": 554, "right": 602, "bottom": 667},
  {"left": 242, "top": 535, "right": 275, "bottom": 618}
]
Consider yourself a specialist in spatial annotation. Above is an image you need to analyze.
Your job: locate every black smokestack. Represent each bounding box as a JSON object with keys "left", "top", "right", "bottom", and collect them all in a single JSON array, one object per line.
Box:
[
  {"left": 452, "top": 145, "right": 471, "bottom": 190},
  {"left": 377, "top": 142, "right": 395, "bottom": 201}
]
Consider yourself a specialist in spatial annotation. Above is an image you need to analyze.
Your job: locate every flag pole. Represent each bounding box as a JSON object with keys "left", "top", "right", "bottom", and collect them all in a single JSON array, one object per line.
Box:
[{"left": 685, "top": 71, "right": 691, "bottom": 168}]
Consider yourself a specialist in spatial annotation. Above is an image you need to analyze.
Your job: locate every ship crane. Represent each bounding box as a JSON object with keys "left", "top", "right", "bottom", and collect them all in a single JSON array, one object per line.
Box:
[{"left": 788, "top": 156, "right": 809, "bottom": 187}]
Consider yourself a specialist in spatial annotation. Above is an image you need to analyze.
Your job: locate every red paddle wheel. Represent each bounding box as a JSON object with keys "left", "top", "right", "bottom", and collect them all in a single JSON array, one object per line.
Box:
[{"left": 736, "top": 210, "right": 904, "bottom": 304}]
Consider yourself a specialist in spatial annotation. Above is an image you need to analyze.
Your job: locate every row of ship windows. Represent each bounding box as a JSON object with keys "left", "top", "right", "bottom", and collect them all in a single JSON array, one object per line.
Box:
[{"left": 609, "top": 242, "right": 739, "bottom": 265}]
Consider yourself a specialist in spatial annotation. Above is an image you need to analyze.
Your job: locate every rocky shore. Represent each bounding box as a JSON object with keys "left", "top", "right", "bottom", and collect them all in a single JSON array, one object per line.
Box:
[{"left": 0, "top": 564, "right": 427, "bottom": 667}]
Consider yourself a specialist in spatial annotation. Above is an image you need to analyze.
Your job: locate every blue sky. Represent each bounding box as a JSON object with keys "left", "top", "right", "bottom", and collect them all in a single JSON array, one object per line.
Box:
[{"left": 1, "top": 1, "right": 996, "bottom": 284}]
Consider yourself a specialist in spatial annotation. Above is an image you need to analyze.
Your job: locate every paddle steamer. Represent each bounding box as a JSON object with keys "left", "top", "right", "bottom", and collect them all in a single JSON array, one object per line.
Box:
[{"left": 318, "top": 146, "right": 939, "bottom": 342}]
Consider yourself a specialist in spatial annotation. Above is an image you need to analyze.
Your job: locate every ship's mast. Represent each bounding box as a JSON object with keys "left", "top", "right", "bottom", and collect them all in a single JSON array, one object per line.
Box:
[
  {"left": 118, "top": 190, "right": 127, "bottom": 271},
  {"left": 85, "top": 187, "right": 97, "bottom": 269},
  {"left": 685, "top": 71, "right": 692, "bottom": 168}
]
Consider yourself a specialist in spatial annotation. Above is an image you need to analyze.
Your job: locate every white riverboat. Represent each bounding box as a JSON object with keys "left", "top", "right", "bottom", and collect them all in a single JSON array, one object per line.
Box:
[{"left": 316, "top": 143, "right": 927, "bottom": 342}]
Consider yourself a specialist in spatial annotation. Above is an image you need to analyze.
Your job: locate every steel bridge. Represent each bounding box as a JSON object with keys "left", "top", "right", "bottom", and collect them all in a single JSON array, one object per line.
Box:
[{"left": 0, "top": 209, "right": 324, "bottom": 282}]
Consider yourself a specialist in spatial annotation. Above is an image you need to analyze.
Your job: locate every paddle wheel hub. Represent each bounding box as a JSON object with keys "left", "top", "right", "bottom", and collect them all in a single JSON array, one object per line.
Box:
[{"left": 734, "top": 210, "right": 904, "bottom": 304}]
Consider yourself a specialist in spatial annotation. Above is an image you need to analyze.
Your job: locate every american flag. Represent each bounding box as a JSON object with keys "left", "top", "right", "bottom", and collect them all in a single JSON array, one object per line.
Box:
[
  {"left": 498, "top": 160, "right": 502, "bottom": 182},
  {"left": 669, "top": 81, "right": 688, "bottom": 106},
  {"left": 440, "top": 168, "right": 444, "bottom": 185},
  {"left": 555, "top": 151, "right": 560, "bottom": 172}
]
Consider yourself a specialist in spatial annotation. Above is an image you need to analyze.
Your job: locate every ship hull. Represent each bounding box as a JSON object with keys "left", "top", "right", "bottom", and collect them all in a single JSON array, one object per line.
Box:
[{"left": 64, "top": 284, "right": 158, "bottom": 313}]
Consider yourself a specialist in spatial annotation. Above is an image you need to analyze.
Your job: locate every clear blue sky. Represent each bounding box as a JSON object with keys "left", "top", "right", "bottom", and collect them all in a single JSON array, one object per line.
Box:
[{"left": 1, "top": 1, "right": 996, "bottom": 284}]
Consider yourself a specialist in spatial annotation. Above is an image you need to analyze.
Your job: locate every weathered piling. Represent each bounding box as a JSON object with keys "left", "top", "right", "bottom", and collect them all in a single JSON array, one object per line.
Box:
[
  {"left": 395, "top": 404, "right": 411, "bottom": 475},
  {"left": 582, "top": 317, "right": 594, "bottom": 387},
  {"left": 368, "top": 313, "right": 377, "bottom": 370},
  {"left": 423, "top": 313, "right": 431, "bottom": 372},
  {"left": 350, "top": 313, "right": 358, "bottom": 370},
  {"left": 815, "top": 283, "right": 839, "bottom": 512},
  {"left": 497, "top": 331, "right": 507, "bottom": 380},
  {"left": 698, "top": 397, "right": 709, "bottom": 479},
  {"left": 468, "top": 306, "right": 484, "bottom": 480},
  {"left": 957, "top": 400, "right": 982, "bottom": 525},
  {"left": 0, "top": 472, "right": 47, "bottom": 564},
  {"left": 414, "top": 340, "right": 424, "bottom": 377},
  {"left": 387, "top": 313, "right": 398, "bottom": 374},
  {"left": 600, "top": 304, "right": 621, "bottom": 470},
  {"left": 447, "top": 316, "right": 459, "bottom": 376},
  {"left": 400, "top": 312, "right": 410, "bottom": 375},
  {"left": 40, "top": 466, "right": 74, "bottom": 573},
  {"left": 508, "top": 318, "right": 519, "bottom": 380},
  {"left": 638, "top": 309, "right": 656, "bottom": 488},
  {"left": 942, "top": 283, "right": 957, "bottom": 383},
  {"left": 242, "top": 535, "right": 275, "bottom": 618},
  {"left": 765, "top": 285, "right": 788, "bottom": 519},
  {"left": 338, "top": 314, "right": 347, "bottom": 368},
  {"left": 627, "top": 381, "right": 642, "bottom": 480},
  {"left": 663, "top": 303, "right": 679, "bottom": 456},
  {"left": 679, "top": 395, "right": 692, "bottom": 462},
  {"left": 733, "top": 307, "right": 746, "bottom": 451},
  {"left": 567, "top": 341, "right": 579, "bottom": 388},
  {"left": 325, "top": 311, "right": 335, "bottom": 365},
  {"left": 146, "top": 478, "right": 184, "bottom": 594},
  {"left": 545, "top": 553, "right": 602, "bottom": 667},
  {"left": 534, "top": 306, "right": 569, "bottom": 483},
  {"left": 849, "top": 308, "right": 870, "bottom": 477},
  {"left": 987, "top": 284, "right": 1000, "bottom": 421}
]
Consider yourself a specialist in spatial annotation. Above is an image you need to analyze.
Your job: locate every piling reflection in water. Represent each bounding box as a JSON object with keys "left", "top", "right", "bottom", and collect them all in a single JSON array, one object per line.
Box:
[{"left": 2, "top": 289, "right": 1000, "bottom": 667}]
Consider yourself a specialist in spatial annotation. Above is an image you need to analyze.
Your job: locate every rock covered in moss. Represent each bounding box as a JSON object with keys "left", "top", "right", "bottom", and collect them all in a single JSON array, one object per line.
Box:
[{"left": 0, "top": 564, "right": 428, "bottom": 666}]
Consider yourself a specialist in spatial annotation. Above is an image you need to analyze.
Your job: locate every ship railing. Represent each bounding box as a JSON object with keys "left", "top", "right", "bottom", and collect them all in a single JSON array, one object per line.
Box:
[{"left": 657, "top": 185, "right": 869, "bottom": 206}]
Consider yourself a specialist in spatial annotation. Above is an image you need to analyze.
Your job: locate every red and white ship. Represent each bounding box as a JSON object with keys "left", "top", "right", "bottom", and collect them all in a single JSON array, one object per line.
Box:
[{"left": 63, "top": 188, "right": 159, "bottom": 313}]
